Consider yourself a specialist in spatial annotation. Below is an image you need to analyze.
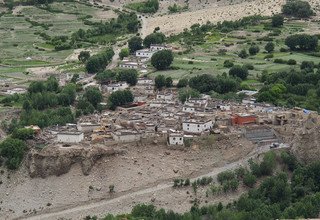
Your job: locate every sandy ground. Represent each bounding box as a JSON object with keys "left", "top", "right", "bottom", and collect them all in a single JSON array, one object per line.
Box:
[{"left": 0, "top": 136, "right": 255, "bottom": 219}]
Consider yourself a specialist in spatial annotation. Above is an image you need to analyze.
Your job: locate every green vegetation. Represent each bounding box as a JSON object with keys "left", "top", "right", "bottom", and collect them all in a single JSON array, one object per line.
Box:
[
  {"left": 85, "top": 48, "right": 114, "bottom": 73},
  {"left": 178, "top": 88, "right": 200, "bottom": 103},
  {"left": 282, "top": 0, "right": 314, "bottom": 18},
  {"left": 151, "top": 50, "right": 174, "bottom": 70},
  {"left": 126, "top": 0, "right": 159, "bottom": 13},
  {"left": 0, "top": 137, "right": 27, "bottom": 170},
  {"left": 102, "top": 152, "right": 320, "bottom": 220},
  {"left": 107, "top": 90, "right": 134, "bottom": 110},
  {"left": 168, "top": 3, "right": 188, "bottom": 14},
  {"left": 128, "top": 36, "right": 143, "bottom": 53},
  {"left": 155, "top": 75, "right": 172, "bottom": 90},
  {"left": 143, "top": 32, "right": 165, "bottom": 48}
]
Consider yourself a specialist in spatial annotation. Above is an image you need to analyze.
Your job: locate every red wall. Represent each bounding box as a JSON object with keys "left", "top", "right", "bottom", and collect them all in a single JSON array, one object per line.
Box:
[{"left": 232, "top": 115, "right": 257, "bottom": 125}]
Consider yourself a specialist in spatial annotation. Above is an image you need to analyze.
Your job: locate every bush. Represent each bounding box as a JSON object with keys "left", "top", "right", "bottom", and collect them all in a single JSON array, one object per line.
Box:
[
  {"left": 264, "top": 54, "right": 274, "bottom": 59},
  {"left": 249, "top": 45, "right": 260, "bottom": 55},
  {"left": 11, "top": 128, "right": 34, "bottom": 140},
  {"left": 223, "top": 60, "right": 234, "bottom": 68},
  {"left": 287, "top": 59, "right": 297, "bottom": 65},
  {"left": 243, "top": 63, "right": 254, "bottom": 70},
  {"left": 243, "top": 172, "right": 257, "bottom": 188},
  {"left": 285, "top": 34, "right": 318, "bottom": 51},
  {"left": 0, "top": 138, "right": 27, "bottom": 170},
  {"left": 265, "top": 42, "right": 275, "bottom": 53},
  {"left": 274, "top": 59, "right": 287, "bottom": 64},
  {"left": 238, "top": 49, "right": 249, "bottom": 59},
  {"left": 177, "top": 78, "right": 188, "bottom": 88},
  {"left": 229, "top": 65, "right": 249, "bottom": 80},
  {"left": 272, "top": 14, "right": 284, "bottom": 27}
]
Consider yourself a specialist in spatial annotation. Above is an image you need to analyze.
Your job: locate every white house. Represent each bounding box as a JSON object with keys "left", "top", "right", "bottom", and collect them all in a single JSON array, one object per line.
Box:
[
  {"left": 137, "top": 78, "right": 154, "bottom": 85},
  {"left": 77, "top": 122, "right": 100, "bottom": 133},
  {"left": 111, "top": 130, "right": 141, "bottom": 143},
  {"left": 119, "top": 62, "right": 139, "bottom": 69},
  {"left": 182, "top": 119, "right": 213, "bottom": 134},
  {"left": 156, "top": 92, "right": 173, "bottom": 101},
  {"left": 135, "top": 49, "right": 155, "bottom": 59},
  {"left": 182, "top": 106, "right": 196, "bottom": 113},
  {"left": 57, "top": 131, "right": 84, "bottom": 143},
  {"left": 168, "top": 132, "right": 184, "bottom": 146},
  {"left": 106, "top": 82, "right": 129, "bottom": 93},
  {"left": 150, "top": 44, "right": 167, "bottom": 51}
]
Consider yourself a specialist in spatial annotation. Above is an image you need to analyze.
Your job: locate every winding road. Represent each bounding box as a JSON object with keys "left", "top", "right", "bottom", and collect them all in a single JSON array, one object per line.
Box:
[{"left": 20, "top": 145, "right": 274, "bottom": 220}]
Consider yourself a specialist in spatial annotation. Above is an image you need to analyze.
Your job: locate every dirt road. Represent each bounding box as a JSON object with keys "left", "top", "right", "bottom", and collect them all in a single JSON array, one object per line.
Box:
[{"left": 21, "top": 145, "right": 271, "bottom": 220}]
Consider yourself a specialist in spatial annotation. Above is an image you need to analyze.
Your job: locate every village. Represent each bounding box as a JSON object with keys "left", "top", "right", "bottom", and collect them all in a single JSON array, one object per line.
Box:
[{"left": 8, "top": 43, "right": 312, "bottom": 151}]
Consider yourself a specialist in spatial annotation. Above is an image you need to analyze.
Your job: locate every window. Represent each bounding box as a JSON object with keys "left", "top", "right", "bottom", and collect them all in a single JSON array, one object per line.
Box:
[
  {"left": 173, "top": 137, "right": 175, "bottom": 140},
  {"left": 197, "top": 125, "right": 200, "bottom": 127},
  {"left": 179, "top": 138, "right": 182, "bottom": 140},
  {"left": 187, "top": 124, "right": 190, "bottom": 126}
]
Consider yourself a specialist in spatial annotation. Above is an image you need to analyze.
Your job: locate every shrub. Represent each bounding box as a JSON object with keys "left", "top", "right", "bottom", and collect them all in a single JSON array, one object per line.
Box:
[
  {"left": 229, "top": 65, "right": 249, "bottom": 80},
  {"left": 151, "top": 50, "right": 174, "bottom": 70},
  {"left": 249, "top": 45, "right": 260, "bottom": 55},
  {"left": 0, "top": 138, "right": 27, "bottom": 170},
  {"left": 223, "top": 60, "right": 234, "bottom": 68},
  {"left": 243, "top": 172, "right": 257, "bottom": 188},
  {"left": 287, "top": 59, "right": 297, "bottom": 65},
  {"left": 238, "top": 49, "right": 249, "bottom": 59}
]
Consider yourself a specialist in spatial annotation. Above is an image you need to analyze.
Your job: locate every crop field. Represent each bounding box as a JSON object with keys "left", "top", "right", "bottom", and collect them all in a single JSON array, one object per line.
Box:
[
  {"left": 0, "top": 2, "right": 117, "bottom": 82},
  {"left": 150, "top": 19, "right": 320, "bottom": 88}
]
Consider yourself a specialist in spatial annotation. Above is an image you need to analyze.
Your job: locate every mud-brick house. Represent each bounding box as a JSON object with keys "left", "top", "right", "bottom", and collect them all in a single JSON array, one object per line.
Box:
[{"left": 57, "top": 131, "right": 84, "bottom": 143}]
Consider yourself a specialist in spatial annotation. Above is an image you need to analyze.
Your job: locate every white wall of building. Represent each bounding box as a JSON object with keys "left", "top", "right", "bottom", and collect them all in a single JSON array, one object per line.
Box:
[
  {"left": 57, "top": 132, "right": 84, "bottom": 143},
  {"left": 182, "top": 120, "right": 213, "bottom": 134},
  {"left": 168, "top": 135, "right": 184, "bottom": 145}
]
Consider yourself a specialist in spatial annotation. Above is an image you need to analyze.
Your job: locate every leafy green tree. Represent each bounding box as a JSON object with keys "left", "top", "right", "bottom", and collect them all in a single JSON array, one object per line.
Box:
[
  {"left": 265, "top": 42, "right": 275, "bottom": 53},
  {"left": 78, "top": 51, "right": 90, "bottom": 63},
  {"left": 178, "top": 88, "right": 200, "bottom": 103},
  {"left": 223, "top": 60, "right": 234, "bottom": 68},
  {"left": 128, "top": 36, "right": 143, "bottom": 53},
  {"left": 85, "top": 48, "right": 114, "bottom": 73},
  {"left": 282, "top": 0, "right": 314, "bottom": 18},
  {"left": 83, "top": 87, "right": 103, "bottom": 108},
  {"left": 119, "top": 48, "right": 129, "bottom": 60},
  {"left": 23, "top": 100, "right": 32, "bottom": 113},
  {"left": 285, "top": 34, "right": 318, "bottom": 51},
  {"left": 0, "top": 137, "right": 26, "bottom": 170},
  {"left": 238, "top": 49, "right": 248, "bottom": 59},
  {"left": 249, "top": 45, "right": 260, "bottom": 55},
  {"left": 189, "top": 74, "right": 217, "bottom": 93},
  {"left": 154, "top": 75, "right": 166, "bottom": 89},
  {"left": 165, "top": 77, "right": 173, "bottom": 87},
  {"left": 151, "top": 50, "right": 174, "bottom": 70},
  {"left": 107, "top": 90, "right": 134, "bottom": 110},
  {"left": 28, "top": 81, "right": 46, "bottom": 93},
  {"left": 116, "top": 69, "right": 138, "bottom": 86},
  {"left": 77, "top": 99, "right": 95, "bottom": 115},
  {"left": 272, "top": 14, "right": 284, "bottom": 27},
  {"left": 229, "top": 65, "right": 249, "bottom": 80},
  {"left": 132, "top": 204, "right": 156, "bottom": 218},
  {"left": 143, "top": 32, "right": 166, "bottom": 48}
]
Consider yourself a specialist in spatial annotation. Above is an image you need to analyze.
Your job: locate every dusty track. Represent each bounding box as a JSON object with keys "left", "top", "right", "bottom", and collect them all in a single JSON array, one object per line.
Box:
[{"left": 21, "top": 145, "right": 271, "bottom": 220}]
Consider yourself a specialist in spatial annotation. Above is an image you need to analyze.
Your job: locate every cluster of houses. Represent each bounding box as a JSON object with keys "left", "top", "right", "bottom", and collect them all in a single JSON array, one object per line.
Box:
[{"left": 28, "top": 77, "right": 314, "bottom": 147}]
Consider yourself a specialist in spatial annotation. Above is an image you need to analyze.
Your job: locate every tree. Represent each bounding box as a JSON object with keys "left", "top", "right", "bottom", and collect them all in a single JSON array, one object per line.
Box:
[
  {"left": 78, "top": 51, "right": 90, "bottom": 63},
  {"left": 151, "top": 50, "right": 174, "bottom": 70},
  {"left": 116, "top": 69, "right": 138, "bottom": 86},
  {"left": 189, "top": 74, "right": 217, "bottom": 93},
  {"left": 265, "top": 42, "right": 275, "bottom": 53},
  {"left": 272, "top": 14, "right": 284, "bottom": 27},
  {"left": 155, "top": 75, "right": 166, "bottom": 89},
  {"left": 238, "top": 49, "right": 248, "bottom": 59},
  {"left": 165, "top": 77, "right": 173, "bottom": 87},
  {"left": 94, "top": 70, "right": 116, "bottom": 84},
  {"left": 282, "top": 0, "right": 314, "bottom": 18},
  {"left": 223, "top": 60, "right": 234, "bottom": 68},
  {"left": 249, "top": 45, "right": 260, "bottom": 55},
  {"left": 128, "top": 36, "right": 143, "bottom": 53},
  {"left": 108, "top": 90, "right": 134, "bottom": 110},
  {"left": 177, "top": 78, "right": 188, "bottom": 88},
  {"left": 70, "top": 74, "right": 79, "bottom": 83},
  {"left": 229, "top": 65, "right": 249, "bottom": 80},
  {"left": 243, "top": 172, "right": 257, "bottom": 188},
  {"left": 178, "top": 88, "right": 200, "bottom": 103},
  {"left": 0, "top": 137, "right": 26, "bottom": 170},
  {"left": 119, "top": 48, "right": 129, "bottom": 60},
  {"left": 132, "top": 204, "right": 156, "bottom": 218},
  {"left": 83, "top": 87, "right": 103, "bottom": 108},
  {"left": 143, "top": 32, "right": 166, "bottom": 48},
  {"left": 85, "top": 48, "right": 114, "bottom": 74},
  {"left": 285, "top": 34, "right": 318, "bottom": 51}
]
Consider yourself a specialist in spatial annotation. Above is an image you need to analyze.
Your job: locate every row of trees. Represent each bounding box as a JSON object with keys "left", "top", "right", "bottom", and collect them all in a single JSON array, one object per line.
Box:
[
  {"left": 285, "top": 34, "right": 318, "bottom": 51},
  {"left": 85, "top": 48, "right": 114, "bottom": 73}
]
